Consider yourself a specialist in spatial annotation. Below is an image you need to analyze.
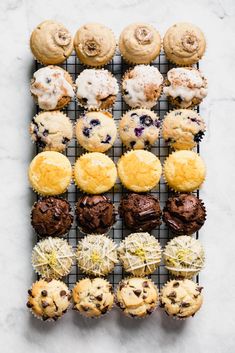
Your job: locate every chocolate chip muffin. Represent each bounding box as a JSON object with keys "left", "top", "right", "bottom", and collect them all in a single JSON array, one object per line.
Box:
[
  {"left": 163, "top": 194, "right": 206, "bottom": 235},
  {"left": 160, "top": 279, "right": 203, "bottom": 319},
  {"left": 116, "top": 277, "right": 159, "bottom": 318},
  {"left": 27, "top": 279, "right": 71, "bottom": 321},
  {"left": 119, "top": 193, "right": 161, "bottom": 232},
  {"left": 76, "top": 195, "right": 116, "bottom": 235},
  {"left": 72, "top": 278, "right": 114, "bottom": 318},
  {"left": 31, "top": 197, "right": 73, "bottom": 238}
]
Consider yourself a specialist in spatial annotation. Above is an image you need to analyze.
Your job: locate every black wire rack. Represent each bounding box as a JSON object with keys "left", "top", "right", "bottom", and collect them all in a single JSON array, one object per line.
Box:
[{"left": 34, "top": 51, "right": 200, "bottom": 289}]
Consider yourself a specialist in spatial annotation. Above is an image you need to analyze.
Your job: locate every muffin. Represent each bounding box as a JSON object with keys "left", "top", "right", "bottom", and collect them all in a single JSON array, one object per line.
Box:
[
  {"left": 30, "top": 111, "right": 73, "bottom": 152},
  {"left": 122, "top": 65, "right": 163, "bottom": 108},
  {"left": 75, "top": 111, "right": 117, "bottom": 152},
  {"left": 118, "top": 232, "right": 162, "bottom": 276},
  {"left": 30, "top": 66, "right": 74, "bottom": 110},
  {"left": 163, "top": 236, "right": 205, "bottom": 278},
  {"left": 75, "top": 69, "right": 118, "bottom": 110},
  {"left": 119, "top": 193, "right": 161, "bottom": 232},
  {"left": 163, "top": 67, "right": 207, "bottom": 108},
  {"left": 163, "top": 22, "right": 206, "bottom": 66},
  {"left": 30, "top": 20, "right": 73, "bottom": 65},
  {"left": 72, "top": 278, "right": 114, "bottom": 318},
  {"left": 74, "top": 152, "right": 117, "bottom": 194},
  {"left": 27, "top": 279, "right": 71, "bottom": 321},
  {"left": 119, "top": 109, "right": 160, "bottom": 149},
  {"left": 162, "top": 109, "right": 206, "bottom": 150},
  {"left": 28, "top": 151, "right": 72, "bottom": 196},
  {"left": 160, "top": 279, "right": 203, "bottom": 319},
  {"left": 119, "top": 23, "right": 161, "bottom": 64},
  {"left": 76, "top": 195, "right": 116, "bottom": 235},
  {"left": 117, "top": 150, "right": 162, "bottom": 192},
  {"left": 116, "top": 277, "right": 159, "bottom": 318},
  {"left": 76, "top": 234, "right": 118, "bottom": 276},
  {"left": 31, "top": 237, "right": 74, "bottom": 279},
  {"left": 74, "top": 23, "right": 116, "bottom": 67},
  {"left": 31, "top": 197, "right": 73, "bottom": 238},
  {"left": 163, "top": 150, "right": 206, "bottom": 192},
  {"left": 163, "top": 193, "right": 206, "bottom": 235}
]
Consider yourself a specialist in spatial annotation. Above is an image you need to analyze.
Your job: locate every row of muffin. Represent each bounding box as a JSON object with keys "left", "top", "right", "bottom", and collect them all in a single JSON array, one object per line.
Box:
[
  {"left": 30, "top": 108, "right": 206, "bottom": 153},
  {"left": 30, "top": 20, "right": 206, "bottom": 67},
  {"left": 30, "top": 65, "right": 208, "bottom": 111}
]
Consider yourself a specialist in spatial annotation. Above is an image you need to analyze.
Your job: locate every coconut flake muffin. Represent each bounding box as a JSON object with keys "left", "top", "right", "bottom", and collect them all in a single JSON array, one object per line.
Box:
[
  {"left": 31, "top": 237, "right": 74, "bottom": 279},
  {"left": 163, "top": 236, "right": 205, "bottom": 279},
  {"left": 75, "top": 69, "right": 118, "bottom": 110},
  {"left": 163, "top": 150, "right": 206, "bottom": 192},
  {"left": 118, "top": 232, "right": 162, "bottom": 276},
  {"left": 162, "top": 109, "right": 206, "bottom": 150},
  {"left": 163, "top": 22, "right": 206, "bottom": 66},
  {"left": 72, "top": 278, "right": 114, "bottom": 318},
  {"left": 74, "top": 152, "right": 117, "bottom": 194},
  {"left": 30, "top": 66, "right": 74, "bottom": 110},
  {"left": 118, "top": 150, "right": 162, "bottom": 192},
  {"left": 119, "top": 109, "right": 160, "bottom": 149},
  {"left": 119, "top": 23, "right": 161, "bottom": 64},
  {"left": 30, "top": 111, "right": 73, "bottom": 152},
  {"left": 74, "top": 23, "right": 116, "bottom": 67},
  {"left": 76, "top": 234, "right": 118, "bottom": 277},
  {"left": 30, "top": 20, "right": 73, "bottom": 65},
  {"left": 28, "top": 151, "right": 72, "bottom": 196},
  {"left": 27, "top": 279, "right": 71, "bottom": 321},
  {"left": 122, "top": 65, "right": 163, "bottom": 108},
  {"left": 75, "top": 111, "right": 117, "bottom": 152},
  {"left": 116, "top": 277, "right": 159, "bottom": 318},
  {"left": 160, "top": 279, "right": 203, "bottom": 319},
  {"left": 163, "top": 67, "right": 207, "bottom": 108}
]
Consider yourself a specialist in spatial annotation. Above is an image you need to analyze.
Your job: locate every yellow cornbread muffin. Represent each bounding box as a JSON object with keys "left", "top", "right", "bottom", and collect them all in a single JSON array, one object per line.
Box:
[
  {"left": 74, "top": 152, "right": 117, "bottom": 194},
  {"left": 28, "top": 151, "right": 72, "bottom": 196},
  {"left": 163, "top": 150, "right": 206, "bottom": 192},
  {"left": 117, "top": 150, "right": 162, "bottom": 192}
]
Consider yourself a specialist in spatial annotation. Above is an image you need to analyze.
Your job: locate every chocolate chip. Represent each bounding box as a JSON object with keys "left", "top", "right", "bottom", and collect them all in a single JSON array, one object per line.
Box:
[
  {"left": 96, "top": 294, "right": 103, "bottom": 301},
  {"left": 167, "top": 291, "right": 177, "bottom": 299},
  {"left": 28, "top": 289, "right": 32, "bottom": 296},
  {"left": 43, "top": 129, "right": 49, "bottom": 137},
  {"left": 142, "top": 295, "right": 147, "bottom": 299},
  {"left": 39, "top": 204, "right": 49, "bottom": 213},
  {"left": 134, "top": 127, "right": 144, "bottom": 137},
  {"left": 144, "top": 140, "right": 150, "bottom": 148},
  {"left": 96, "top": 304, "right": 101, "bottom": 309},
  {"left": 173, "top": 282, "right": 179, "bottom": 288},
  {"left": 196, "top": 286, "right": 203, "bottom": 293},
  {"left": 101, "top": 134, "right": 111, "bottom": 144},
  {"left": 46, "top": 78, "right": 51, "bottom": 84},
  {"left": 174, "top": 111, "right": 182, "bottom": 116},
  {"left": 62, "top": 137, "right": 70, "bottom": 145},
  {"left": 41, "top": 290, "right": 47, "bottom": 297},
  {"left": 119, "top": 281, "right": 126, "bottom": 290},
  {"left": 42, "top": 315, "right": 49, "bottom": 321},
  {"left": 130, "top": 141, "right": 136, "bottom": 148},
  {"left": 131, "top": 113, "right": 138, "bottom": 118},
  {"left": 140, "top": 115, "right": 153, "bottom": 127},
  {"left": 101, "top": 306, "right": 109, "bottom": 315},
  {"left": 53, "top": 316, "right": 59, "bottom": 321},
  {"left": 194, "top": 131, "right": 204, "bottom": 143},
  {"left": 133, "top": 289, "right": 141, "bottom": 297},
  {"left": 62, "top": 309, "right": 67, "bottom": 314},
  {"left": 181, "top": 302, "right": 190, "bottom": 308},
  {"left": 83, "top": 127, "right": 90, "bottom": 137},
  {"left": 60, "top": 290, "right": 66, "bottom": 297},
  {"left": 90, "top": 119, "right": 100, "bottom": 126},
  {"left": 26, "top": 301, "right": 33, "bottom": 308},
  {"left": 81, "top": 97, "right": 88, "bottom": 104},
  {"left": 42, "top": 301, "right": 49, "bottom": 308},
  {"left": 81, "top": 305, "right": 89, "bottom": 312},
  {"left": 142, "top": 281, "right": 149, "bottom": 288},
  {"left": 124, "top": 90, "right": 129, "bottom": 95},
  {"left": 146, "top": 308, "right": 154, "bottom": 315}
]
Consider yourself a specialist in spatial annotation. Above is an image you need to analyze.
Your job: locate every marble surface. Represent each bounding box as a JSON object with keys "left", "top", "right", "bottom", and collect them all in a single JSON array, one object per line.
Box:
[{"left": 0, "top": 0, "right": 235, "bottom": 352}]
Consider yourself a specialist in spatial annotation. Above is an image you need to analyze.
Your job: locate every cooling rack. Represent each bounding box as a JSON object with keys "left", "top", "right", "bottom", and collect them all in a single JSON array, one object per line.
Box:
[{"left": 34, "top": 51, "right": 200, "bottom": 289}]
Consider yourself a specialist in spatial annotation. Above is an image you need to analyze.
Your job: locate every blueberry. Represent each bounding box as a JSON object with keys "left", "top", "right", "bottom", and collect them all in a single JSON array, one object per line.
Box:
[
  {"left": 46, "top": 77, "right": 51, "bottom": 84},
  {"left": 37, "top": 137, "right": 46, "bottom": 148},
  {"left": 134, "top": 127, "right": 144, "bottom": 137},
  {"left": 102, "top": 134, "right": 111, "bottom": 144},
  {"left": 154, "top": 120, "right": 161, "bottom": 128},
  {"left": 139, "top": 115, "right": 153, "bottom": 127},
  {"left": 90, "top": 119, "right": 100, "bottom": 126},
  {"left": 83, "top": 127, "right": 90, "bottom": 137},
  {"left": 194, "top": 130, "right": 204, "bottom": 143},
  {"left": 43, "top": 129, "right": 49, "bottom": 137}
]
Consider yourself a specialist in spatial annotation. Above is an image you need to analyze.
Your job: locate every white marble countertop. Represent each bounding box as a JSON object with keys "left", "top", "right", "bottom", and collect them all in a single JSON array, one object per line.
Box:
[{"left": 0, "top": 0, "right": 235, "bottom": 352}]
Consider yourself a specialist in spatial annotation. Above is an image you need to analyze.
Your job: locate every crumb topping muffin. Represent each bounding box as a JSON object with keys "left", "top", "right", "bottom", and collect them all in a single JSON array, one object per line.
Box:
[
  {"left": 118, "top": 150, "right": 162, "bottom": 192},
  {"left": 163, "top": 150, "right": 206, "bottom": 192},
  {"left": 122, "top": 65, "right": 163, "bottom": 108},
  {"left": 163, "top": 193, "right": 206, "bottom": 235},
  {"left": 30, "top": 20, "right": 73, "bottom": 65},
  {"left": 116, "top": 277, "right": 159, "bottom": 318},
  {"left": 31, "top": 237, "right": 74, "bottom": 279},
  {"left": 119, "top": 109, "right": 160, "bottom": 149},
  {"left": 28, "top": 151, "right": 72, "bottom": 196},
  {"left": 163, "top": 67, "right": 207, "bottom": 108},
  {"left": 74, "top": 23, "right": 116, "bottom": 67},
  {"left": 163, "top": 22, "right": 206, "bottom": 66},
  {"left": 27, "top": 279, "right": 71, "bottom": 321},
  {"left": 30, "top": 66, "right": 74, "bottom": 110},
  {"left": 118, "top": 232, "right": 162, "bottom": 276},
  {"left": 74, "top": 152, "right": 117, "bottom": 194},
  {"left": 75, "top": 111, "right": 117, "bottom": 152},
  {"left": 119, "top": 23, "right": 161, "bottom": 64},
  {"left": 31, "top": 197, "right": 73, "bottom": 238},
  {"left": 76, "top": 234, "right": 118, "bottom": 277},
  {"left": 160, "top": 279, "right": 203, "bottom": 318},
  {"left": 72, "top": 278, "right": 114, "bottom": 317},
  {"left": 75, "top": 69, "right": 118, "bottom": 110},
  {"left": 30, "top": 111, "right": 73, "bottom": 152},
  {"left": 162, "top": 109, "right": 206, "bottom": 150}
]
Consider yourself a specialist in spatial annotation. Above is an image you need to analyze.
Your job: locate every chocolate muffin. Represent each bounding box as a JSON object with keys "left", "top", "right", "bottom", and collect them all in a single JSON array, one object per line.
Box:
[
  {"left": 119, "top": 193, "right": 161, "bottom": 232},
  {"left": 75, "top": 195, "right": 116, "bottom": 234},
  {"left": 31, "top": 197, "right": 73, "bottom": 238},
  {"left": 163, "top": 194, "right": 206, "bottom": 235}
]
